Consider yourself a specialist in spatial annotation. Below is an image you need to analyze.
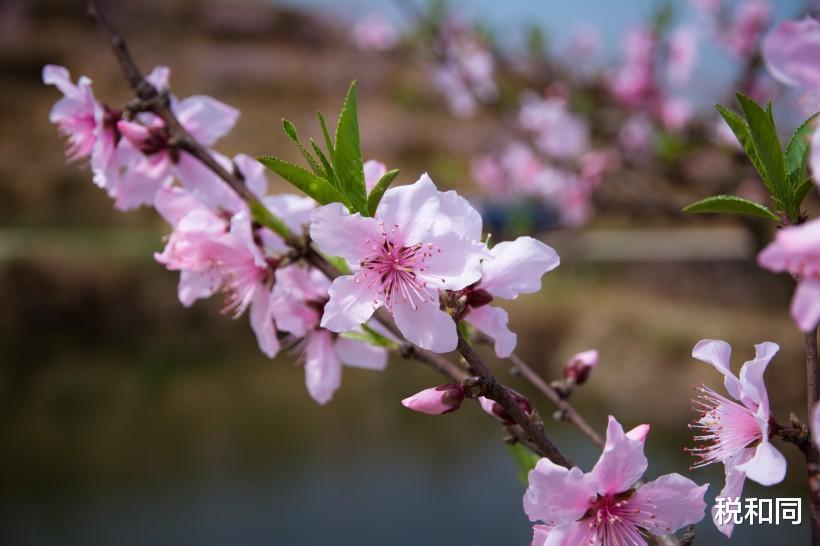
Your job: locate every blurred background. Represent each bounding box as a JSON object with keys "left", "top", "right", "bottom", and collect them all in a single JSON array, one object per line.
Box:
[{"left": 1, "top": 0, "right": 817, "bottom": 544}]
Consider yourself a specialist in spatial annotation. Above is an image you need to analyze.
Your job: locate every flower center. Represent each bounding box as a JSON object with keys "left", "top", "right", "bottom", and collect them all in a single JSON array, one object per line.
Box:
[
  {"left": 686, "top": 385, "right": 763, "bottom": 468},
  {"left": 357, "top": 226, "right": 438, "bottom": 310},
  {"left": 582, "top": 493, "right": 645, "bottom": 545}
]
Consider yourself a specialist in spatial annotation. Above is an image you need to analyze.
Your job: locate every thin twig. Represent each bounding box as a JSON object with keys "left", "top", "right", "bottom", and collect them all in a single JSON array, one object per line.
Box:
[{"left": 806, "top": 328, "right": 820, "bottom": 546}]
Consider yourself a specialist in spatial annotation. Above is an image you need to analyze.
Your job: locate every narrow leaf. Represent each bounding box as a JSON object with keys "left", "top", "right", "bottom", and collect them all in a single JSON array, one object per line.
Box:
[
  {"left": 785, "top": 113, "right": 819, "bottom": 187},
  {"left": 795, "top": 177, "right": 815, "bottom": 209},
  {"left": 736, "top": 93, "right": 789, "bottom": 209},
  {"left": 281, "top": 119, "right": 324, "bottom": 177},
  {"left": 317, "top": 112, "right": 335, "bottom": 160},
  {"left": 310, "top": 137, "right": 335, "bottom": 181},
  {"left": 334, "top": 81, "right": 368, "bottom": 214},
  {"left": 682, "top": 194, "right": 779, "bottom": 222},
  {"left": 366, "top": 169, "right": 400, "bottom": 216},
  {"left": 258, "top": 156, "right": 347, "bottom": 205},
  {"left": 715, "top": 104, "right": 766, "bottom": 179}
]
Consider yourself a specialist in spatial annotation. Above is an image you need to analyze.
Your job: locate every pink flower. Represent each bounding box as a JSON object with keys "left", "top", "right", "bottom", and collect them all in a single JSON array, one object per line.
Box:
[
  {"left": 689, "top": 339, "right": 786, "bottom": 537},
  {"left": 43, "top": 64, "right": 123, "bottom": 190},
  {"left": 401, "top": 384, "right": 465, "bottom": 415},
  {"left": 758, "top": 219, "right": 820, "bottom": 331},
  {"left": 618, "top": 114, "right": 653, "bottom": 155},
  {"left": 272, "top": 265, "right": 387, "bottom": 404},
  {"left": 659, "top": 97, "right": 693, "bottom": 131},
  {"left": 723, "top": 0, "right": 771, "bottom": 58},
  {"left": 579, "top": 149, "right": 621, "bottom": 185},
  {"left": 461, "top": 237, "right": 560, "bottom": 358},
  {"left": 478, "top": 388, "right": 533, "bottom": 425},
  {"left": 524, "top": 416, "right": 708, "bottom": 545},
  {"left": 667, "top": 26, "right": 698, "bottom": 86},
  {"left": 309, "top": 174, "right": 485, "bottom": 353},
  {"left": 352, "top": 16, "right": 399, "bottom": 51},
  {"left": 762, "top": 18, "right": 820, "bottom": 90},
  {"left": 518, "top": 95, "right": 590, "bottom": 160},
  {"left": 113, "top": 67, "right": 239, "bottom": 209},
  {"left": 563, "top": 349, "right": 598, "bottom": 385},
  {"left": 609, "top": 27, "right": 657, "bottom": 108},
  {"left": 364, "top": 159, "right": 386, "bottom": 193}
]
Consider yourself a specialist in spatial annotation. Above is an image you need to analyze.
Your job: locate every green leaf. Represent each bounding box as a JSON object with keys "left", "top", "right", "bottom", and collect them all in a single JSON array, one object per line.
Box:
[
  {"left": 258, "top": 156, "right": 347, "bottom": 205},
  {"left": 785, "top": 113, "right": 819, "bottom": 188},
  {"left": 682, "top": 194, "right": 780, "bottom": 222},
  {"left": 333, "top": 81, "right": 368, "bottom": 214},
  {"left": 248, "top": 199, "right": 293, "bottom": 241},
  {"left": 507, "top": 443, "right": 540, "bottom": 485},
  {"left": 310, "top": 137, "right": 334, "bottom": 181},
  {"left": 366, "top": 168, "right": 400, "bottom": 216},
  {"left": 715, "top": 104, "right": 766, "bottom": 179},
  {"left": 324, "top": 254, "right": 351, "bottom": 275},
  {"left": 735, "top": 94, "right": 789, "bottom": 210},
  {"left": 281, "top": 119, "right": 324, "bottom": 177},
  {"left": 317, "top": 112, "right": 335, "bottom": 159},
  {"left": 795, "top": 177, "right": 815, "bottom": 209}
]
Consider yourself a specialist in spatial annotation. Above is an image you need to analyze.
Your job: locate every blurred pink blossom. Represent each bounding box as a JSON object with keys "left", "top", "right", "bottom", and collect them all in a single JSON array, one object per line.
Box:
[
  {"left": 667, "top": 26, "right": 699, "bottom": 86},
  {"left": 723, "top": 0, "right": 771, "bottom": 58},
  {"left": 352, "top": 15, "right": 399, "bottom": 51},
  {"left": 402, "top": 384, "right": 465, "bottom": 415}
]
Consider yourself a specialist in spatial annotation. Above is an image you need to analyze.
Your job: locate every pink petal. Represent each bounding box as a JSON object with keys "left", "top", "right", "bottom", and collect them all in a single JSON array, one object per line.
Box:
[
  {"left": 175, "top": 95, "right": 239, "bottom": 146},
  {"left": 304, "top": 330, "right": 342, "bottom": 405},
  {"left": 466, "top": 304, "right": 517, "bottom": 357},
  {"left": 793, "top": 278, "right": 820, "bottom": 332},
  {"left": 233, "top": 153, "right": 268, "bottom": 198},
  {"left": 625, "top": 424, "right": 650, "bottom": 444},
  {"left": 178, "top": 269, "right": 222, "bottom": 307},
  {"left": 264, "top": 194, "right": 316, "bottom": 233},
  {"left": 735, "top": 439, "right": 786, "bottom": 486},
  {"left": 249, "top": 287, "right": 279, "bottom": 359},
  {"left": 320, "top": 275, "right": 380, "bottom": 332},
  {"left": 691, "top": 339, "right": 743, "bottom": 401},
  {"left": 531, "top": 525, "right": 551, "bottom": 546},
  {"left": 113, "top": 156, "right": 172, "bottom": 210},
  {"left": 762, "top": 18, "right": 820, "bottom": 90},
  {"left": 814, "top": 403, "right": 820, "bottom": 451},
  {"left": 310, "top": 203, "right": 383, "bottom": 264},
  {"left": 416, "top": 232, "right": 485, "bottom": 290},
  {"left": 738, "top": 341, "right": 778, "bottom": 412},
  {"left": 711, "top": 450, "right": 752, "bottom": 538},
  {"left": 376, "top": 173, "right": 440, "bottom": 246},
  {"left": 523, "top": 458, "right": 596, "bottom": 526},
  {"left": 145, "top": 65, "right": 170, "bottom": 91},
  {"left": 42, "top": 64, "right": 77, "bottom": 97},
  {"left": 539, "top": 521, "right": 593, "bottom": 546},
  {"left": 154, "top": 186, "right": 205, "bottom": 227},
  {"left": 630, "top": 473, "right": 708, "bottom": 536},
  {"left": 480, "top": 237, "right": 559, "bottom": 299},
  {"left": 589, "top": 416, "right": 648, "bottom": 495},
  {"left": 334, "top": 336, "right": 388, "bottom": 370},
  {"left": 364, "top": 159, "right": 387, "bottom": 192},
  {"left": 433, "top": 189, "right": 484, "bottom": 242},
  {"left": 392, "top": 298, "right": 457, "bottom": 353},
  {"left": 174, "top": 152, "right": 244, "bottom": 214}
]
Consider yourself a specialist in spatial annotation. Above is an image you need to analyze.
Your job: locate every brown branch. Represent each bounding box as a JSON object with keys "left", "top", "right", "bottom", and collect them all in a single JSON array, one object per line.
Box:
[
  {"left": 806, "top": 328, "right": 820, "bottom": 546},
  {"left": 457, "top": 332, "right": 572, "bottom": 467},
  {"left": 507, "top": 352, "right": 604, "bottom": 447}
]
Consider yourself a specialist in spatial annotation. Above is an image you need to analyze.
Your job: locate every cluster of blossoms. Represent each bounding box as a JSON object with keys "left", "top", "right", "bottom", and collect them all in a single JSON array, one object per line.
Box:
[
  {"left": 428, "top": 17, "right": 498, "bottom": 118},
  {"left": 44, "top": 64, "right": 563, "bottom": 402},
  {"left": 470, "top": 88, "right": 619, "bottom": 231},
  {"left": 693, "top": 0, "right": 772, "bottom": 59}
]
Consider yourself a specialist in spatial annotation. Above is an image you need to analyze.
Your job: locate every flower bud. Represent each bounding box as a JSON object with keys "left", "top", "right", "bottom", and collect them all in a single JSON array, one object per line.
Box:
[
  {"left": 401, "top": 384, "right": 465, "bottom": 415},
  {"left": 478, "top": 388, "right": 533, "bottom": 425},
  {"left": 562, "top": 349, "right": 598, "bottom": 385}
]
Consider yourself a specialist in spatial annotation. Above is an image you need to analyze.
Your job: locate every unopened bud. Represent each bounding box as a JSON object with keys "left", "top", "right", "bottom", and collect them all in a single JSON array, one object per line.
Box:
[
  {"left": 562, "top": 349, "right": 598, "bottom": 385},
  {"left": 401, "top": 384, "right": 465, "bottom": 415},
  {"left": 478, "top": 388, "right": 533, "bottom": 425}
]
